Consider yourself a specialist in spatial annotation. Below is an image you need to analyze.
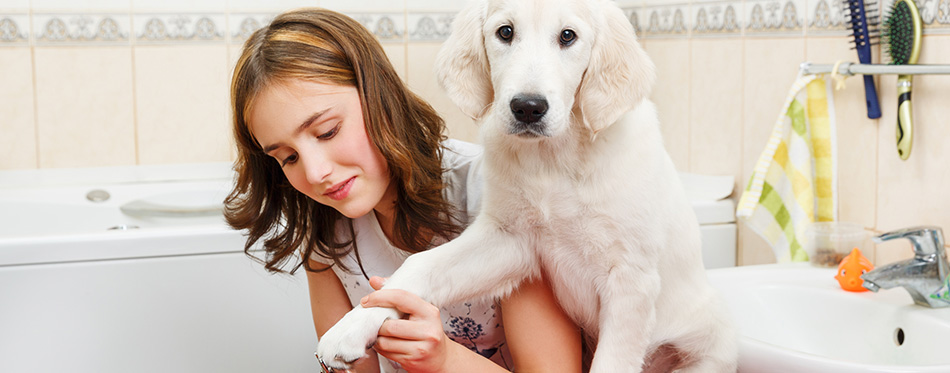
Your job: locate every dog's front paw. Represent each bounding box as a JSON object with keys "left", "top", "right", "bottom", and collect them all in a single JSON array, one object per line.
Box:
[{"left": 317, "top": 305, "right": 400, "bottom": 370}]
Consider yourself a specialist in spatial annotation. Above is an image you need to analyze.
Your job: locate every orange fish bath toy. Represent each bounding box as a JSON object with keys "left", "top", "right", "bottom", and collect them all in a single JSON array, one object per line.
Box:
[{"left": 835, "top": 248, "right": 874, "bottom": 292}]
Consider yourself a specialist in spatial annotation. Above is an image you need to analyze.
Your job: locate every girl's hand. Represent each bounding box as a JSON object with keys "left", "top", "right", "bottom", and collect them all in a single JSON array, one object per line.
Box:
[{"left": 361, "top": 276, "right": 457, "bottom": 373}]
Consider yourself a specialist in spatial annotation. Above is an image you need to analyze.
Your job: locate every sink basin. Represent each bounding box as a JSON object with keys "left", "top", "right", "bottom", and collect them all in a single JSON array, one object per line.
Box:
[{"left": 707, "top": 263, "right": 950, "bottom": 372}]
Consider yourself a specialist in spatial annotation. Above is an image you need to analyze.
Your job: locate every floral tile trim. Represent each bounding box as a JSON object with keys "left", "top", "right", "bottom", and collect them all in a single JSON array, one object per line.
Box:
[
  {"left": 643, "top": 3, "right": 691, "bottom": 38},
  {"left": 33, "top": 14, "right": 130, "bottom": 45},
  {"left": 692, "top": 1, "right": 743, "bottom": 37},
  {"left": 744, "top": 0, "right": 805, "bottom": 36},
  {"left": 0, "top": 14, "right": 29, "bottom": 44}
]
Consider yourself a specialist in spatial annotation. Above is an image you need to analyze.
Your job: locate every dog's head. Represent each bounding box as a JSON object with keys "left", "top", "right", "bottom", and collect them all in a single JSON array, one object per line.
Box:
[{"left": 436, "top": 0, "right": 655, "bottom": 140}]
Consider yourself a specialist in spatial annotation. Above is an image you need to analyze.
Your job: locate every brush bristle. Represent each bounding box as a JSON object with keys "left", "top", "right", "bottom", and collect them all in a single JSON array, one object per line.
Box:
[
  {"left": 884, "top": 1, "right": 915, "bottom": 65},
  {"left": 842, "top": 0, "right": 881, "bottom": 50}
]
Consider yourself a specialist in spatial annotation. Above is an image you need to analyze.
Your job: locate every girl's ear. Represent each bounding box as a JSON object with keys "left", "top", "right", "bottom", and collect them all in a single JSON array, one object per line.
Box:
[
  {"left": 435, "top": 1, "right": 493, "bottom": 120},
  {"left": 576, "top": 0, "right": 656, "bottom": 134}
]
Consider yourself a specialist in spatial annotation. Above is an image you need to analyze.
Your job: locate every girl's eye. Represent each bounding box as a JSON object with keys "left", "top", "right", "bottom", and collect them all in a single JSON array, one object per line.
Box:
[
  {"left": 317, "top": 124, "right": 340, "bottom": 140},
  {"left": 281, "top": 153, "right": 298, "bottom": 167}
]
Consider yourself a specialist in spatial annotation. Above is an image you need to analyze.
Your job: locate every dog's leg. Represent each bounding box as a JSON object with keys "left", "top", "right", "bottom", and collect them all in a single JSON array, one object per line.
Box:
[
  {"left": 316, "top": 218, "right": 535, "bottom": 370},
  {"left": 668, "top": 300, "right": 739, "bottom": 373},
  {"left": 589, "top": 266, "right": 661, "bottom": 373}
]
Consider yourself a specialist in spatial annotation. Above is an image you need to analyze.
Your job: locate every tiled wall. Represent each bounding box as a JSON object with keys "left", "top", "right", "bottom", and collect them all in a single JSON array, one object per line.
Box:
[
  {"left": 2, "top": 0, "right": 950, "bottom": 266},
  {"left": 634, "top": 0, "right": 950, "bottom": 267}
]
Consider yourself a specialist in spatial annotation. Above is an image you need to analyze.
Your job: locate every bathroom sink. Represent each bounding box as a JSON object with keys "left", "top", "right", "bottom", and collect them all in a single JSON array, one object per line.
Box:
[{"left": 707, "top": 263, "right": 950, "bottom": 373}]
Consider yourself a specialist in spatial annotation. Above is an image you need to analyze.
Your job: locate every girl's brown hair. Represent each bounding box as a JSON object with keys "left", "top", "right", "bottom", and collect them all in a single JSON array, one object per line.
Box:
[{"left": 226, "top": 8, "right": 460, "bottom": 274}]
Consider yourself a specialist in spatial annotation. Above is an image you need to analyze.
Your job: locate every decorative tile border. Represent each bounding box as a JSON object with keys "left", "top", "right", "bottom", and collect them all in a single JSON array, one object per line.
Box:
[
  {"left": 642, "top": 3, "right": 691, "bottom": 38},
  {"left": 912, "top": 0, "right": 950, "bottom": 33},
  {"left": 229, "top": 13, "right": 274, "bottom": 44},
  {"left": 744, "top": 0, "right": 805, "bottom": 36},
  {"left": 133, "top": 14, "right": 226, "bottom": 43},
  {"left": 0, "top": 14, "right": 30, "bottom": 44},
  {"left": 33, "top": 13, "right": 130, "bottom": 45},
  {"left": 692, "top": 1, "right": 743, "bottom": 37},
  {"left": 622, "top": 7, "right": 646, "bottom": 37},
  {"left": 806, "top": 0, "right": 850, "bottom": 35},
  {"left": 407, "top": 12, "right": 454, "bottom": 41},
  {"left": 1, "top": 11, "right": 410, "bottom": 46},
  {"left": 350, "top": 13, "right": 405, "bottom": 42},
  {"left": 7, "top": 3, "right": 950, "bottom": 47}
]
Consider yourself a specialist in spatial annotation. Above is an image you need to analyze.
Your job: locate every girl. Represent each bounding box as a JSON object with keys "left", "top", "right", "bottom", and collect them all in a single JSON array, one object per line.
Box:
[{"left": 225, "top": 8, "right": 582, "bottom": 373}]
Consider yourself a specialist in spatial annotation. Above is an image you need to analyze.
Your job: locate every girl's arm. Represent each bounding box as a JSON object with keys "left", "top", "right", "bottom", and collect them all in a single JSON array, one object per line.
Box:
[
  {"left": 502, "top": 275, "right": 584, "bottom": 373},
  {"left": 362, "top": 276, "right": 584, "bottom": 373},
  {"left": 306, "top": 261, "right": 381, "bottom": 373},
  {"left": 362, "top": 277, "right": 509, "bottom": 373}
]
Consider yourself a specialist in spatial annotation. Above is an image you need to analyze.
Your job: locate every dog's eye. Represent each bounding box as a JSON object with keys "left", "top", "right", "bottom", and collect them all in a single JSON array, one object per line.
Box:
[
  {"left": 559, "top": 29, "right": 577, "bottom": 46},
  {"left": 497, "top": 25, "right": 514, "bottom": 42}
]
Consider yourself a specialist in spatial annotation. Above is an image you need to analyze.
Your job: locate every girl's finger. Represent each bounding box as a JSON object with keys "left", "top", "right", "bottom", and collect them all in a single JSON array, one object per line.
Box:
[
  {"left": 374, "top": 334, "right": 418, "bottom": 356},
  {"left": 369, "top": 276, "right": 387, "bottom": 290},
  {"left": 377, "top": 318, "right": 438, "bottom": 340},
  {"left": 360, "top": 289, "right": 440, "bottom": 319},
  {"left": 374, "top": 331, "right": 446, "bottom": 369}
]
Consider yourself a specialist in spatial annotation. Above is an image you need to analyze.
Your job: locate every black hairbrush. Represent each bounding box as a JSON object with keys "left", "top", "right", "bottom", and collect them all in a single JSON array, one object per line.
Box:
[{"left": 842, "top": 0, "right": 882, "bottom": 119}]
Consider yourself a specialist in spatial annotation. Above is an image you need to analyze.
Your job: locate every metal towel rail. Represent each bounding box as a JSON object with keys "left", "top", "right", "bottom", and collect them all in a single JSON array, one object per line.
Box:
[{"left": 800, "top": 62, "right": 950, "bottom": 76}]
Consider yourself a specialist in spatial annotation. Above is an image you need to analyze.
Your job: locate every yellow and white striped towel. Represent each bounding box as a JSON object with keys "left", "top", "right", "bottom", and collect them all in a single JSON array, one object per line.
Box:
[{"left": 737, "top": 75, "right": 838, "bottom": 262}]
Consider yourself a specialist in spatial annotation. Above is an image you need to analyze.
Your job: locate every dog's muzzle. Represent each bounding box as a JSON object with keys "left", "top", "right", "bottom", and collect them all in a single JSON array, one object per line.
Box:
[{"left": 509, "top": 94, "right": 550, "bottom": 137}]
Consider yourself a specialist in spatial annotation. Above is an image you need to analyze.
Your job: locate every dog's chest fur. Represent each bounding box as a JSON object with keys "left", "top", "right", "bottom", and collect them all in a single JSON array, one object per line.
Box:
[{"left": 478, "top": 110, "right": 670, "bottom": 334}]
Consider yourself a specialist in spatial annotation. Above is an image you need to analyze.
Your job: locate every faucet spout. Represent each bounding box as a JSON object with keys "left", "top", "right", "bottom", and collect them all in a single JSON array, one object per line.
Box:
[
  {"left": 861, "top": 259, "right": 919, "bottom": 290},
  {"left": 860, "top": 226, "right": 950, "bottom": 308}
]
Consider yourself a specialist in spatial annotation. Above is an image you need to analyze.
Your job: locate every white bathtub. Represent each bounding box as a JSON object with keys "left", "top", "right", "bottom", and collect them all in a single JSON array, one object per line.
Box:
[
  {"left": 0, "top": 163, "right": 317, "bottom": 373},
  {"left": 0, "top": 163, "right": 738, "bottom": 373}
]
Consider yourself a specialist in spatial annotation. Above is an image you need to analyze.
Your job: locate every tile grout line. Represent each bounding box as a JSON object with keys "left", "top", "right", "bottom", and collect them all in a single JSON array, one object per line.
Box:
[
  {"left": 130, "top": 9, "right": 140, "bottom": 165},
  {"left": 29, "top": 6, "right": 40, "bottom": 168}
]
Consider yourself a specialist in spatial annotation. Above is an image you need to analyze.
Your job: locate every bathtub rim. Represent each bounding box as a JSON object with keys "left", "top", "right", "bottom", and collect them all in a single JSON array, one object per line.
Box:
[
  {"left": 0, "top": 224, "right": 271, "bottom": 267},
  {"left": 0, "top": 162, "right": 235, "bottom": 189}
]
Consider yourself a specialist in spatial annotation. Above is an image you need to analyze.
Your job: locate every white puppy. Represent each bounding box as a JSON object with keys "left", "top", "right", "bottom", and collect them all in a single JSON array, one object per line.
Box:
[{"left": 318, "top": 0, "right": 737, "bottom": 371}]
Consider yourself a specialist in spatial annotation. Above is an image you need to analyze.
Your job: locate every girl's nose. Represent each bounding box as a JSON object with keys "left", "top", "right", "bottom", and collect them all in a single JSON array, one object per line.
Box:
[{"left": 301, "top": 152, "right": 332, "bottom": 185}]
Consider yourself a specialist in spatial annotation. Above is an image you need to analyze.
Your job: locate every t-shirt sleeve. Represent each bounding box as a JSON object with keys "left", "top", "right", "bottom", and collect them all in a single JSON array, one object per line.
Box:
[{"left": 441, "top": 139, "right": 485, "bottom": 226}]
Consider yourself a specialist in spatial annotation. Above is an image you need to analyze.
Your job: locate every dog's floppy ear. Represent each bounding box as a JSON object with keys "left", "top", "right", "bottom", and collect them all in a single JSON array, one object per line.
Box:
[
  {"left": 435, "top": 1, "right": 492, "bottom": 120},
  {"left": 576, "top": 0, "right": 656, "bottom": 134}
]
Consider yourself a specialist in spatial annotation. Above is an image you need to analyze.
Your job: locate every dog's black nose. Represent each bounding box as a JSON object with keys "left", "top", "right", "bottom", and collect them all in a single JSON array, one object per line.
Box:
[{"left": 510, "top": 95, "right": 548, "bottom": 124}]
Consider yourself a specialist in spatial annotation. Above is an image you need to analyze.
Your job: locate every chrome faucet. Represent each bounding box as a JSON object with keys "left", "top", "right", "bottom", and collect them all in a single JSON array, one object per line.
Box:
[{"left": 861, "top": 226, "right": 950, "bottom": 308}]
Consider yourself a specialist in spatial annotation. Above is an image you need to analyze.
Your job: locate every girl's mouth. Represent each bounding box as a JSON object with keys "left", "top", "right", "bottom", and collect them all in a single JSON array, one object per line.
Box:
[{"left": 324, "top": 177, "right": 355, "bottom": 201}]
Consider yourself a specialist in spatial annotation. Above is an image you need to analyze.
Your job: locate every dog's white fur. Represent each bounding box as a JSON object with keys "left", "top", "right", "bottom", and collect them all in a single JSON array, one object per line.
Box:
[{"left": 317, "top": 0, "right": 737, "bottom": 371}]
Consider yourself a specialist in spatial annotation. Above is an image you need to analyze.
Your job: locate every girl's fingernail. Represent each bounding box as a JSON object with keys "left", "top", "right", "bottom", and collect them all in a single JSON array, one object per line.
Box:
[{"left": 360, "top": 296, "right": 369, "bottom": 305}]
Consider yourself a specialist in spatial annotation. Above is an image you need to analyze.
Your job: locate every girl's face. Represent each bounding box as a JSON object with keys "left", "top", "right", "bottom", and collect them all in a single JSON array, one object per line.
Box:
[{"left": 248, "top": 79, "right": 394, "bottom": 219}]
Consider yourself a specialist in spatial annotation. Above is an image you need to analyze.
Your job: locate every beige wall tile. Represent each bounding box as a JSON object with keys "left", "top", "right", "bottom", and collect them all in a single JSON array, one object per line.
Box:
[
  {"left": 406, "top": 42, "right": 478, "bottom": 144},
  {"left": 228, "top": 0, "right": 314, "bottom": 12},
  {"left": 876, "top": 35, "right": 950, "bottom": 262},
  {"left": 689, "top": 39, "right": 746, "bottom": 265},
  {"left": 34, "top": 47, "right": 136, "bottom": 168},
  {"left": 406, "top": 0, "right": 468, "bottom": 12},
  {"left": 226, "top": 43, "right": 244, "bottom": 162},
  {"left": 383, "top": 44, "right": 408, "bottom": 83},
  {"left": 320, "top": 0, "right": 403, "bottom": 12},
  {"left": 688, "top": 39, "right": 743, "bottom": 177},
  {"left": 134, "top": 45, "right": 231, "bottom": 165},
  {"left": 873, "top": 239, "right": 913, "bottom": 268},
  {"left": 738, "top": 227, "right": 777, "bottom": 265},
  {"left": 737, "top": 38, "right": 804, "bottom": 265},
  {"left": 0, "top": 47, "right": 37, "bottom": 170},
  {"left": 643, "top": 39, "right": 690, "bottom": 171},
  {"left": 741, "top": 38, "right": 804, "bottom": 187}
]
